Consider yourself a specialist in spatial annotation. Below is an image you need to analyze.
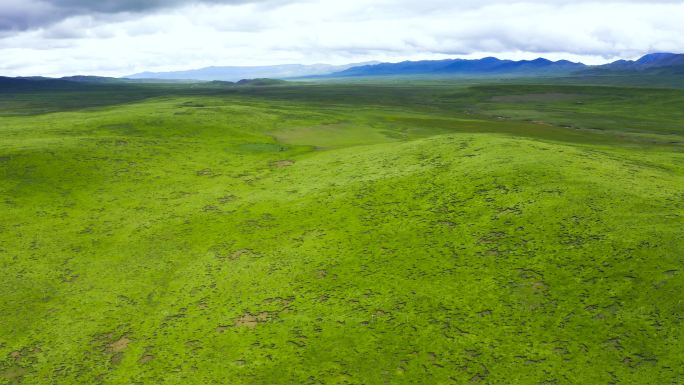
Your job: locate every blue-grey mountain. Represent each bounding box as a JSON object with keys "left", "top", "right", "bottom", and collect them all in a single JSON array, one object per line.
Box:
[
  {"left": 328, "top": 57, "right": 586, "bottom": 77},
  {"left": 126, "top": 63, "right": 377, "bottom": 81},
  {"left": 582, "top": 53, "right": 684, "bottom": 75}
]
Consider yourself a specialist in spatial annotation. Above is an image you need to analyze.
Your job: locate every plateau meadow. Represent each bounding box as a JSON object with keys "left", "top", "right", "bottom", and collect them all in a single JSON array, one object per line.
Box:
[{"left": 1, "top": 80, "right": 683, "bottom": 384}]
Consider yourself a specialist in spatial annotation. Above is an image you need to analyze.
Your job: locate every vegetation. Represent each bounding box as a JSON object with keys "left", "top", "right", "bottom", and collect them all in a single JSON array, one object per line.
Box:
[{"left": 1, "top": 79, "right": 682, "bottom": 384}]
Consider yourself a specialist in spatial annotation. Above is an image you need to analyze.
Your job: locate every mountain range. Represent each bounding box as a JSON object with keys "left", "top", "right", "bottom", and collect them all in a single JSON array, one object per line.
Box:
[
  {"left": 328, "top": 57, "right": 586, "bottom": 77},
  {"left": 126, "top": 63, "right": 378, "bottom": 81},
  {"left": 581, "top": 53, "right": 684, "bottom": 75},
  {"left": 1, "top": 54, "right": 683, "bottom": 86},
  {"left": 123, "top": 53, "right": 684, "bottom": 80}
]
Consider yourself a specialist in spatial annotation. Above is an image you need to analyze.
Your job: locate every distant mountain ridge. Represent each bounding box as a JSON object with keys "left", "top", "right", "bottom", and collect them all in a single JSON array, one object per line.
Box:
[
  {"left": 126, "top": 63, "right": 379, "bottom": 81},
  {"left": 126, "top": 53, "right": 683, "bottom": 81},
  {"left": 2, "top": 53, "right": 683, "bottom": 85},
  {"left": 0, "top": 75, "right": 289, "bottom": 91},
  {"left": 329, "top": 57, "right": 586, "bottom": 77},
  {"left": 601, "top": 53, "right": 684, "bottom": 70},
  {"left": 577, "top": 53, "right": 684, "bottom": 75}
]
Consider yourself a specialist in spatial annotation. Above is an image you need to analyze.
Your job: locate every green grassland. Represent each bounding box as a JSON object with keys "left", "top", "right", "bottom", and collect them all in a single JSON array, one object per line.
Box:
[{"left": 1, "top": 80, "right": 683, "bottom": 384}]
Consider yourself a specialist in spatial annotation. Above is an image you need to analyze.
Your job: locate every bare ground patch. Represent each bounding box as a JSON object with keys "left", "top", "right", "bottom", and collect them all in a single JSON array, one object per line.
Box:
[
  {"left": 1, "top": 366, "right": 27, "bottom": 384},
  {"left": 271, "top": 160, "right": 295, "bottom": 168},
  {"left": 108, "top": 336, "right": 131, "bottom": 353},
  {"left": 235, "top": 312, "right": 272, "bottom": 328}
]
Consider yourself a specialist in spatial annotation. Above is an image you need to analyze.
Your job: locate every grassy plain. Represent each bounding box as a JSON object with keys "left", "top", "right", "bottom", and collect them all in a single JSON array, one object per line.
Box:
[{"left": 1, "top": 79, "right": 683, "bottom": 384}]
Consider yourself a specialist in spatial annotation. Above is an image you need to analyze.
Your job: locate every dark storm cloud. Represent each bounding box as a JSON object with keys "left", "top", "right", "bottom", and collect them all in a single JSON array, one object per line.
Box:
[{"left": 0, "top": 0, "right": 269, "bottom": 31}]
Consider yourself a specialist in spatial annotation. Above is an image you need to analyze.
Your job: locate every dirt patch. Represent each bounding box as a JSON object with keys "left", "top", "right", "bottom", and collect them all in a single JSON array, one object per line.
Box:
[
  {"left": 235, "top": 312, "right": 271, "bottom": 328},
  {"left": 138, "top": 355, "right": 154, "bottom": 364},
  {"left": 229, "top": 249, "right": 250, "bottom": 260},
  {"left": 1, "top": 366, "right": 28, "bottom": 384},
  {"left": 136, "top": 346, "right": 155, "bottom": 364},
  {"left": 182, "top": 340, "right": 203, "bottom": 356},
  {"left": 108, "top": 336, "right": 130, "bottom": 353},
  {"left": 91, "top": 332, "right": 131, "bottom": 366},
  {"left": 271, "top": 160, "right": 295, "bottom": 168},
  {"left": 196, "top": 169, "right": 218, "bottom": 177},
  {"left": 110, "top": 352, "right": 124, "bottom": 365},
  {"left": 235, "top": 314, "right": 259, "bottom": 328}
]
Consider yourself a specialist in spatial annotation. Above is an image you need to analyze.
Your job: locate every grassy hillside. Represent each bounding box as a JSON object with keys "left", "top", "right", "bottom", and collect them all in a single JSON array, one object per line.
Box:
[{"left": 1, "top": 81, "right": 683, "bottom": 384}]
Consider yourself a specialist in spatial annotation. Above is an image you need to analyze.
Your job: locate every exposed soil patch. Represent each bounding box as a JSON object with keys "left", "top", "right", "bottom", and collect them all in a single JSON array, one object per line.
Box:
[
  {"left": 1, "top": 366, "right": 28, "bottom": 384},
  {"left": 110, "top": 353, "right": 124, "bottom": 365},
  {"left": 230, "top": 249, "right": 251, "bottom": 260},
  {"left": 235, "top": 312, "right": 272, "bottom": 328},
  {"left": 184, "top": 340, "right": 203, "bottom": 353},
  {"left": 138, "top": 355, "right": 154, "bottom": 364},
  {"left": 108, "top": 336, "right": 131, "bottom": 353},
  {"left": 196, "top": 169, "right": 218, "bottom": 177},
  {"left": 271, "top": 160, "right": 295, "bottom": 168}
]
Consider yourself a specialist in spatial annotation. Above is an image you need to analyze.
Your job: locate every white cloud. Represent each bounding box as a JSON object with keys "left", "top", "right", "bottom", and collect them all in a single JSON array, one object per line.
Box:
[{"left": 1, "top": 0, "right": 683, "bottom": 77}]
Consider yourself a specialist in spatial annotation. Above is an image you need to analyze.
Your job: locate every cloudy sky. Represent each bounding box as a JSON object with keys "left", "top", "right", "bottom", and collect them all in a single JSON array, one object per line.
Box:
[{"left": 1, "top": 0, "right": 683, "bottom": 77}]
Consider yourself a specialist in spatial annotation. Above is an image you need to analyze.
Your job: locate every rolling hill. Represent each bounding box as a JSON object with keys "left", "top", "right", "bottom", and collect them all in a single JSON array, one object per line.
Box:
[{"left": 1, "top": 80, "right": 683, "bottom": 384}]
